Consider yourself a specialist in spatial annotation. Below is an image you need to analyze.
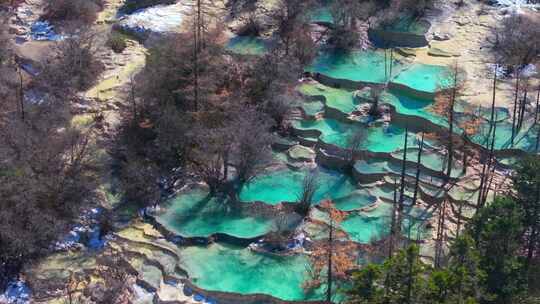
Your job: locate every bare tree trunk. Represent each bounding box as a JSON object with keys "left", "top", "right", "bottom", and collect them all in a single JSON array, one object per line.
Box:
[
  {"left": 518, "top": 78, "right": 529, "bottom": 132},
  {"left": 389, "top": 48, "right": 394, "bottom": 81},
  {"left": 478, "top": 122, "right": 497, "bottom": 208},
  {"left": 486, "top": 64, "right": 498, "bottom": 146},
  {"left": 461, "top": 136, "right": 468, "bottom": 175},
  {"left": 511, "top": 68, "right": 520, "bottom": 147},
  {"left": 130, "top": 75, "right": 137, "bottom": 120},
  {"left": 17, "top": 67, "right": 24, "bottom": 121},
  {"left": 482, "top": 166, "right": 496, "bottom": 206},
  {"left": 478, "top": 68, "right": 498, "bottom": 207},
  {"left": 434, "top": 200, "right": 446, "bottom": 268},
  {"left": 223, "top": 148, "right": 229, "bottom": 182},
  {"left": 326, "top": 218, "right": 333, "bottom": 303},
  {"left": 389, "top": 177, "right": 398, "bottom": 258},
  {"left": 412, "top": 132, "right": 424, "bottom": 206},
  {"left": 192, "top": 0, "right": 202, "bottom": 112},
  {"left": 456, "top": 201, "right": 463, "bottom": 239},
  {"left": 446, "top": 64, "right": 458, "bottom": 179},
  {"left": 397, "top": 127, "right": 409, "bottom": 236}
]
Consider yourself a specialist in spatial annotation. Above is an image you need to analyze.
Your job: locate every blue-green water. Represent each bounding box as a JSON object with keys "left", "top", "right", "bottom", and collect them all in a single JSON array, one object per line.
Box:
[
  {"left": 226, "top": 35, "right": 269, "bottom": 55},
  {"left": 292, "top": 118, "right": 417, "bottom": 152},
  {"left": 180, "top": 243, "right": 324, "bottom": 301},
  {"left": 156, "top": 188, "right": 274, "bottom": 238},
  {"left": 307, "top": 50, "right": 401, "bottom": 84},
  {"left": 239, "top": 167, "right": 357, "bottom": 205}
]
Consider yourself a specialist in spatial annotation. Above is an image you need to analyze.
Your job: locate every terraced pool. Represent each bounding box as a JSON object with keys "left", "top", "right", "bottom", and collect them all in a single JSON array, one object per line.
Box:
[{"left": 157, "top": 43, "right": 537, "bottom": 303}]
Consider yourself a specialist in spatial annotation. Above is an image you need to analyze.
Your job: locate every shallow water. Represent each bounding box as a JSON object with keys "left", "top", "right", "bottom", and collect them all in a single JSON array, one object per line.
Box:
[
  {"left": 180, "top": 243, "right": 324, "bottom": 301},
  {"left": 298, "top": 82, "right": 360, "bottom": 114},
  {"left": 309, "top": 6, "right": 333, "bottom": 24},
  {"left": 226, "top": 36, "right": 269, "bottom": 55},
  {"left": 156, "top": 188, "right": 275, "bottom": 238},
  {"left": 293, "top": 118, "right": 417, "bottom": 152},
  {"left": 307, "top": 50, "right": 451, "bottom": 95},
  {"left": 380, "top": 15, "right": 430, "bottom": 35},
  {"left": 391, "top": 64, "right": 451, "bottom": 93},
  {"left": 307, "top": 50, "right": 401, "bottom": 84},
  {"left": 239, "top": 167, "right": 357, "bottom": 205}
]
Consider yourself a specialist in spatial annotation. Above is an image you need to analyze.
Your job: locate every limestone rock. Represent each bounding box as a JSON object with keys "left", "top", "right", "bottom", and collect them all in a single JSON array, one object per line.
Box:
[
  {"left": 352, "top": 87, "right": 373, "bottom": 103},
  {"left": 428, "top": 47, "right": 460, "bottom": 57},
  {"left": 287, "top": 145, "right": 316, "bottom": 162},
  {"left": 432, "top": 32, "right": 451, "bottom": 41}
]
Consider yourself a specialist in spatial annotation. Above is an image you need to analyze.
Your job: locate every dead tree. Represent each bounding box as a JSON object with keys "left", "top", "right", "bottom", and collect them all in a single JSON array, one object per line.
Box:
[
  {"left": 397, "top": 126, "right": 409, "bottom": 237},
  {"left": 411, "top": 132, "right": 425, "bottom": 207}
]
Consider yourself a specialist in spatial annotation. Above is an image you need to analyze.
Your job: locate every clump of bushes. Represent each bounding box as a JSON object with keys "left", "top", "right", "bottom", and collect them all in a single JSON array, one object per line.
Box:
[
  {"left": 45, "top": 0, "right": 104, "bottom": 24},
  {"left": 107, "top": 32, "right": 128, "bottom": 53}
]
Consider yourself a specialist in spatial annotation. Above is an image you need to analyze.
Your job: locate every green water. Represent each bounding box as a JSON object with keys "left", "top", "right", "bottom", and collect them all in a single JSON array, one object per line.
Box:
[
  {"left": 390, "top": 147, "right": 463, "bottom": 178},
  {"left": 309, "top": 202, "right": 428, "bottom": 244},
  {"left": 307, "top": 50, "right": 402, "bottom": 84},
  {"left": 384, "top": 90, "right": 447, "bottom": 126},
  {"left": 293, "top": 118, "right": 417, "bottom": 152},
  {"left": 391, "top": 64, "right": 451, "bottom": 93},
  {"left": 298, "top": 82, "right": 361, "bottom": 114},
  {"left": 292, "top": 118, "right": 362, "bottom": 148},
  {"left": 341, "top": 210, "right": 391, "bottom": 243},
  {"left": 297, "top": 82, "right": 523, "bottom": 151},
  {"left": 156, "top": 188, "right": 275, "bottom": 238},
  {"left": 307, "top": 50, "right": 450, "bottom": 94},
  {"left": 471, "top": 119, "right": 539, "bottom": 152},
  {"left": 381, "top": 15, "right": 430, "bottom": 35},
  {"left": 239, "top": 167, "right": 357, "bottom": 205},
  {"left": 310, "top": 6, "right": 333, "bottom": 24},
  {"left": 354, "top": 159, "right": 445, "bottom": 187},
  {"left": 301, "top": 99, "right": 325, "bottom": 116},
  {"left": 180, "top": 243, "right": 323, "bottom": 301},
  {"left": 227, "top": 36, "right": 268, "bottom": 55},
  {"left": 333, "top": 190, "right": 377, "bottom": 211},
  {"left": 341, "top": 203, "right": 430, "bottom": 243}
]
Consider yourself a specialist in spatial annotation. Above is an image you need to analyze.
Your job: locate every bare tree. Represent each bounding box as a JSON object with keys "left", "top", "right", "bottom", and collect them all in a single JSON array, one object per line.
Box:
[
  {"left": 397, "top": 126, "right": 409, "bottom": 238},
  {"left": 295, "top": 171, "right": 319, "bottom": 216},
  {"left": 327, "top": 0, "right": 374, "bottom": 50},
  {"left": 304, "top": 200, "right": 356, "bottom": 303},
  {"left": 38, "top": 29, "right": 104, "bottom": 93},
  {"left": 0, "top": 96, "right": 99, "bottom": 290},
  {"left": 268, "top": 0, "right": 317, "bottom": 64},
  {"left": 346, "top": 129, "right": 367, "bottom": 166},
  {"left": 411, "top": 132, "right": 425, "bottom": 207},
  {"left": 230, "top": 107, "right": 274, "bottom": 184},
  {"left": 45, "top": 0, "right": 104, "bottom": 24},
  {"left": 431, "top": 61, "right": 466, "bottom": 179},
  {"left": 492, "top": 11, "right": 540, "bottom": 68}
]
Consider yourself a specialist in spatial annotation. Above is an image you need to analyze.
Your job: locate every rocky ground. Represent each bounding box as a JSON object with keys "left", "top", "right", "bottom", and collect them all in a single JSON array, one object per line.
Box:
[{"left": 419, "top": 0, "right": 538, "bottom": 108}]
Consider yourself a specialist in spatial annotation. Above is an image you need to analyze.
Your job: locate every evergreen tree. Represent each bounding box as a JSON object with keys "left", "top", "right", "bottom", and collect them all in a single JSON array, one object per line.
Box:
[{"left": 468, "top": 197, "right": 526, "bottom": 303}]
